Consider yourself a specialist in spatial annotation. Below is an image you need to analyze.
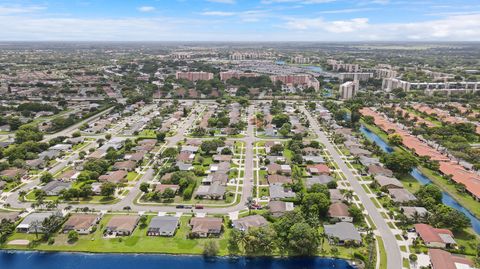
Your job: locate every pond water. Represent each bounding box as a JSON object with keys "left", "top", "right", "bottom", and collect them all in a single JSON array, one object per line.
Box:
[{"left": 0, "top": 251, "right": 357, "bottom": 269}]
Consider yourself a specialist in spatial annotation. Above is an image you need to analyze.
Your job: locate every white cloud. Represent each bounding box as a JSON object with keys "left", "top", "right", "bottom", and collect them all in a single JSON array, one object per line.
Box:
[
  {"left": 282, "top": 13, "right": 480, "bottom": 41},
  {"left": 137, "top": 6, "right": 155, "bottom": 12},
  {"left": 0, "top": 5, "right": 45, "bottom": 15},
  {"left": 285, "top": 17, "right": 369, "bottom": 32},
  {"left": 207, "top": 0, "right": 236, "bottom": 4},
  {"left": 201, "top": 11, "right": 236, "bottom": 16}
]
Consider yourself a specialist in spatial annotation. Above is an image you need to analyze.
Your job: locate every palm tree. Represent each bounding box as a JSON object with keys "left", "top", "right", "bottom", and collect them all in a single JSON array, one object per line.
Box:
[
  {"left": 245, "top": 197, "right": 254, "bottom": 215},
  {"left": 344, "top": 190, "right": 354, "bottom": 203},
  {"left": 319, "top": 232, "right": 327, "bottom": 252},
  {"left": 19, "top": 190, "right": 26, "bottom": 201}
]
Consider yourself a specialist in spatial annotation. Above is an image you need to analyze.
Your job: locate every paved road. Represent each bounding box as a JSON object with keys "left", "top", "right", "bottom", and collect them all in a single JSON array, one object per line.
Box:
[
  {"left": 301, "top": 106, "right": 402, "bottom": 269},
  {"left": 42, "top": 107, "right": 115, "bottom": 142}
]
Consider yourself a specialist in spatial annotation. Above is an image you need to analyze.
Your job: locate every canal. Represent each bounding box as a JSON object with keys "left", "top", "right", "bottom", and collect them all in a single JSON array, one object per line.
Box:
[
  {"left": 0, "top": 251, "right": 357, "bottom": 269},
  {"left": 360, "top": 125, "right": 480, "bottom": 234}
]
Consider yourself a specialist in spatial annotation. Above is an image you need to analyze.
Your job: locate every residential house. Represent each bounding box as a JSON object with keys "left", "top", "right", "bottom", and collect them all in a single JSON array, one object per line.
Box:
[
  {"left": 415, "top": 223, "right": 457, "bottom": 249},
  {"left": 189, "top": 217, "right": 223, "bottom": 237},
  {"left": 105, "top": 215, "right": 140, "bottom": 236},
  {"left": 0, "top": 212, "right": 20, "bottom": 222},
  {"left": 195, "top": 182, "right": 226, "bottom": 200},
  {"left": 428, "top": 249, "right": 474, "bottom": 269},
  {"left": 306, "top": 175, "right": 334, "bottom": 188},
  {"left": 389, "top": 189, "right": 417, "bottom": 203},
  {"left": 113, "top": 160, "right": 137, "bottom": 171},
  {"left": 328, "top": 203, "right": 353, "bottom": 222},
  {"left": 232, "top": 215, "right": 268, "bottom": 232},
  {"left": 41, "top": 180, "right": 71, "bottom": 196},
  {"left": 375, "top": 175, "right": 403, "bottom": 190},
  {"left": 155, "top": 184, "right": 179, "bottom": 194},
  {"left": 17, "top": 212, "right": 61, "bottom": 233},
  {"left": 400, "top": 207, "right": 429, "bottom": 221},
  {"left": 329, "top": 189, "right": 344, "bottom": 203},
  {"left": 268, "top": 201, "right": 294, "bottom": 217},
  {"left": 368, "top": 164, "right": 393, "bottom": 177},
  {"left": 306, "top": 164, "right": 330, "bottom": 175},
  {"left": 303, "top": 156, "right": 325, "bottom": 164},
  {"left": 99, "top": 170, "right": 128, "bottom": 184},
  {"left": 147, "top": 216, "right": 180, "bottom": 237},
  {"left": 63, "top": 214, "right": 100, "bottom": 234},
  {"left": 324, "top": 222, "right": 362, "bottom": 245},
  {"left": 269, "top": 183, "right": 296, "bottom": 200},
  {"left": 267, "top": 174, "right": 292, "bottom": 184}
]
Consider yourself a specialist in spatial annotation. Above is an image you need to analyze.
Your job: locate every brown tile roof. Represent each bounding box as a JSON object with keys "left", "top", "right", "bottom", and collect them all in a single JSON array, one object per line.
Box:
[
  {"left": 428, "top": 249, "right": 473, "bottom": 269},
  {"left": 267, "top": 174, "right": 292, "bottom": 184},
  {"left": 106, "top": 215, "right": 140, "bottom": 233},
  {"left": 414, "top": 223, "right": 453, "bottom": 244},
  {"left": 328, "top": 203, "right": 350, "bottom": 218},
  {"left": 99, "top": 170, "right": 128, "bottom": 183},
  {"left": 190, "top": 217, "right": 222, "bottom": 234},
  {"left": 63, "top": 214, "right": 98, "bottom": 230}
]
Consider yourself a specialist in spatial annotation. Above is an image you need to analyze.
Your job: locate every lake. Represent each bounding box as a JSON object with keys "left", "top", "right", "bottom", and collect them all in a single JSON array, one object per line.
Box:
[
  {"left": 0, "top": 251, "right": 357, "bottom": 269},
  {"left": 360, "top": 125, "right": 480, "bottom": 234}
]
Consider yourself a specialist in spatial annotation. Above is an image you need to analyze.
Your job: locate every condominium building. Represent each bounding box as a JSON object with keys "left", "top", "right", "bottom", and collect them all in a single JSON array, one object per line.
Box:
[
  {"left": 290, "top": 56, "right": 310, "bottom": 64},
  {"left": 327, "top": 59, "right": 360, "bottom": 73},
  {"left": 382, "top": 78, "right": 411, "bottom": 91},
  {"left": 338, "top": 73, "right": 373, "bottom": 82},
  {"left": 339, "top": 80, "right": 359, "bottom": 100},
  {"left": 175, "top": 71, "right": 214, "bottom": 82},
  {"left": 220, "top": 71, "right": 259, "bottom": 81},
  {"left": 270, "top": 74, "right": 320, "bottom": 91}
]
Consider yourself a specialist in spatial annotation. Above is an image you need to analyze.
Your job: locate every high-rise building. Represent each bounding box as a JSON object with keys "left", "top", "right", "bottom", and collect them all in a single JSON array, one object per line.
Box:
[
  {"left": 175, "top": 72, "right": 214, "bottom": 82},
  {"left": 339, "top": 80, "right": 359, "bottom": 100},
  {"left": 270, "top": 74, "right": 320, "bottom": 91}
]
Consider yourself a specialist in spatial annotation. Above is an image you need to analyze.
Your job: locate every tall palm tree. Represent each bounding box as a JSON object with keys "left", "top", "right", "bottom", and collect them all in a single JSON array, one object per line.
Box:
[{"left": 245, "top": 197, "right": 254, "bottom": 215}]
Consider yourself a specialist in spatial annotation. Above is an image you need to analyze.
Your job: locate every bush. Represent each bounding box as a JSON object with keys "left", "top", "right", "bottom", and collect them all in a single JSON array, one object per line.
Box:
[
  {"left": 203, "top": 241, "right": 219, "bottom": 257},
  {"left": 353, "top": 252, "right": 366, "bottom": 262}
]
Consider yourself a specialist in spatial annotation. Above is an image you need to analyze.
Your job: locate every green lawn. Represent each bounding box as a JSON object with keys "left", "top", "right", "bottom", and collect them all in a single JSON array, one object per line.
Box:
[
  {"left": 376, "top": 236, "right": 388, "bottom": 269},
  {"left": 4, "top": 215, "right": 229, "bottom": 255},
  {"left": 127, "top": 171, "right": 139, "bottom": 181}
]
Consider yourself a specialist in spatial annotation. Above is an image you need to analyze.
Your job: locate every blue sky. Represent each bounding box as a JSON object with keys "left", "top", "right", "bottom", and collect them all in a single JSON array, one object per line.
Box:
[{"left": 0, "top": 0, "right": 480, "bottom": 41}]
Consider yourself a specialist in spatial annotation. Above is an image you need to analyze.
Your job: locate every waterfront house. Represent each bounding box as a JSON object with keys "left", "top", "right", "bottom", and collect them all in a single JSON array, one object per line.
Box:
[
  {"left": 147, "top": 216, "right": 180, "bottom": 237},
  {"left": 63, "top": 214, "right": 101, "bottom": 234},
  {"left": 414, "top": 223, "right": 457, "bottom": 249},
  {"left": 324, "top": 222, "right": 362, "bottom": 245},
  {"left": 232, "top": 215, "right": 268, "bottom": 232},
  {"left": 189, "top": 217, "right": 223, "bottom": 238},
  {"left": 428, "top": 249, "right": 473, "bottom": 269},
  {"left": 105, "top": 215, "right": 140, "bottom": 236}
]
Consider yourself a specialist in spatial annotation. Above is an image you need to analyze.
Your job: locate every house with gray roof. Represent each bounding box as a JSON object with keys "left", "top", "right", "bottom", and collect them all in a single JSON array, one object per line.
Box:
[
  {"left": 147, "top": 216, "right": 180, "bottom": 237},
  {"left": 324, "top": 222, "right": 362, "bottom": 245},
  {"left": 303, "top": 155, "right": 325, "bottom": 164},
  {"left": 389, "top": 189, "right": 417, "bottom": 203},
  {"left": 195, "top": 182, "right": 226, "bottom": 200},
  {"left": 41, "top": 180, "right": 71, "bottom": 196},
  {"left": 375, "top": 175, "right": 403, "bottom": 190},
  {"left": 232, "top": 215, "right": 268, "bottom": 232},
  {"left": 17, "top": 212, "right": 62, "bottom": 233},
  {"left": 306, "top": 175, "right": 334, "bottom": 188},
  {"left": 176, "top": 161, "right": 193, "bottom": 171},
  {"left": 269, "top": 183, "right": 296, "bottom": 200}
]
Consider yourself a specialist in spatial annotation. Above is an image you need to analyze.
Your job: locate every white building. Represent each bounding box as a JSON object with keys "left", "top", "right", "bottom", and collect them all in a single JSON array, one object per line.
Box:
[{"left": 339, "top": 80, "right": 359, "bottom": 100}]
